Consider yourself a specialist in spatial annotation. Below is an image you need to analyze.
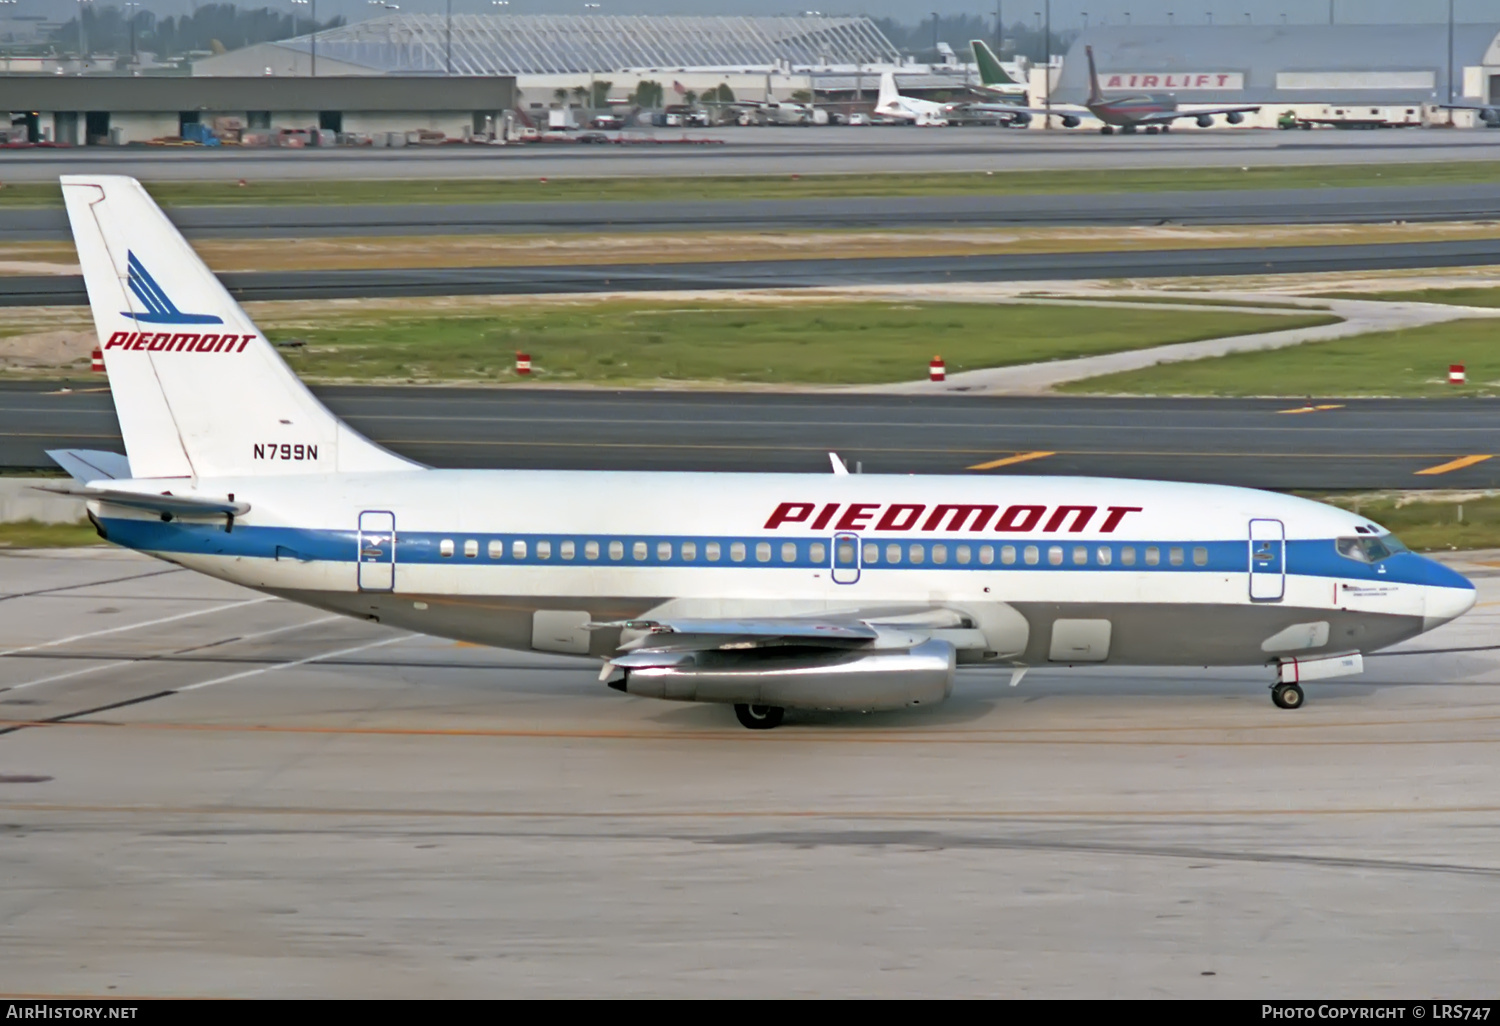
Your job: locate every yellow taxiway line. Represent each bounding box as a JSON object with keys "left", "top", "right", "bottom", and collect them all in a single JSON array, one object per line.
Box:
[
  {"left": 1414, "top": 454, "right": 1494, "bottom": 476},
  {"left": 1277, "top": 404, "right": 1346, "bottom": 414},
  {"left": 967, "top": 451, "right": 1056, "bottom": 471}
]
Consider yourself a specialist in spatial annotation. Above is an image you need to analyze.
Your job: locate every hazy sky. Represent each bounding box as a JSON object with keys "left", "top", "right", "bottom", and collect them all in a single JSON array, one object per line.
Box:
[{"left": 23, "top": 0, "right": 1493, "bottom": 33}]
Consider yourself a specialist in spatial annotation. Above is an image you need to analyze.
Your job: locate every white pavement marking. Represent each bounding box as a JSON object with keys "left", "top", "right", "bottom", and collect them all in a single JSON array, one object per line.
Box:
[
  {"left": 0, "top": 596, "right": 275, "bottom": 658},
  {"left": 176, "top": 634, "right": 408, "bottom": 692},
  {"left": 5, "top": 614, "right": 345, "bottom": 691}
]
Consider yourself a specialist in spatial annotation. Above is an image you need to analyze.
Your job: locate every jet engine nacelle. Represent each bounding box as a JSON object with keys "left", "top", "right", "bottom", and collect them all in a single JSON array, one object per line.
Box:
[
  {"left": 1060, "top": 115, "right": 1080, "bottom": 128},
  {"left": 1196, "top": 114, "right": 1215, "bottom": 128},
  {"left": 1225, "top": 111, "right": 1245, "bottom": 125},
  {"left": 1010, "top": 111, "right": 1032, "bottom": 126},
  {"left": 1482, "top": 108, "right": 1500, "bottom": 127},
  {"left": 614, "top": 639, "right": 956, "bottom": 712}
]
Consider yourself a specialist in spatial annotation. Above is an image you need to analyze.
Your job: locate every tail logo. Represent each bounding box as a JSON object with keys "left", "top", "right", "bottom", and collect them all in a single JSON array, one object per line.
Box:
[{"left": 120, "top": 250, "right": 223, "bottom": 325}]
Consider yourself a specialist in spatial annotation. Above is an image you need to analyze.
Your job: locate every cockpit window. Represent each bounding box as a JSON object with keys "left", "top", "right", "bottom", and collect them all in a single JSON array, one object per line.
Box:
[{"left": 1336, "top": 533, "right": 1406, "bottom": 563}]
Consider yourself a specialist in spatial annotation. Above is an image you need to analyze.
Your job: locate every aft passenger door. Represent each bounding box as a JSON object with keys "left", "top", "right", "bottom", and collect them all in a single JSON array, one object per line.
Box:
[
  {"left": 1249, "top": 518, "right": 1285, "bottom": 602},
  {"left": 358, "top": 510, "right": 396, "bottom": 592}
]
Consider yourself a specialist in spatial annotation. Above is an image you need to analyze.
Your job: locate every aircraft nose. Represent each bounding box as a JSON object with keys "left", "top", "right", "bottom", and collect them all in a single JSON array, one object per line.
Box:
[{"left": 1422, "top": 558, "right": 1477, "bottom": 631}]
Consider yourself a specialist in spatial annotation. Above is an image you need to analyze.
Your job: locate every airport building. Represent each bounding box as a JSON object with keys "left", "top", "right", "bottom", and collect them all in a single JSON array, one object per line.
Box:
[
  {"left": 2, "top": 75, "right": 516, "bottom": 145},
  {"left": 1035, "top": 23, "right": 1500, "bottom": 129},
  {"left": 190, "top": 13, "right": 907, "bottom": 105}
]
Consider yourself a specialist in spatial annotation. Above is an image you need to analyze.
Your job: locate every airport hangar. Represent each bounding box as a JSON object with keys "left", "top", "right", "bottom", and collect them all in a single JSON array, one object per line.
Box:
[
  {"left": 1034, "top": 23, "right": 1500, "bottom": 129},
  {"left": 3, "top": 75, "right": 516, "bottom": 146},
  {"left": 188, "top": 13, "right": 968, "bottom": 111}
]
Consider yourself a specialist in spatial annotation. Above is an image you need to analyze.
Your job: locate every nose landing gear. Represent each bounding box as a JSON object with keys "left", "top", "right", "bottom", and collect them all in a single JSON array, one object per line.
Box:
[{"left": 1271, "top": 682, "right": 1304, "bottom": 710}]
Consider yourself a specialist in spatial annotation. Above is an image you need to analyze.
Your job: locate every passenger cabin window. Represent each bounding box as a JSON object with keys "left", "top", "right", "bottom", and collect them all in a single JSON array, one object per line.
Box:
[
  {"left": 863, "top": 543, "right": 879, "bottom": 564},
  {"left": 1047, "top": 545, "right": 1063, "bottom": 566},
  {"left": 464, "top": 539, "right": 478, "bottom": 558},
  {"left": 1168, "top": 547, "right": 1184, "bottom": 566},
  {"left": 439, "top": 539, "right": 454, "bottom": 558},
  {"left": 536, "top": 540, "right": 551, "bottom": 560},
  {"left": 781, "top": 542, "right": 797, "bottom": 563},
  {"left": 909, "top": 544, "right": 925, "bottom": 564},
  {"left": 1097, "top": 546, "right": 1112, "bottom": 566},
  {"left": 706, "top": 542, "right": 721, "bottom": 561},
  {"left": 632, "top": 541, "right": 647, "bottom": 561},
  {"left": 730, "top": 542, "right": 746, "bottom": 562},
  {"left": 1120, "top": 546, "right": 1136, "bottom": 566},
  {"left": 1072, "top": 546, "right": 1087, "bottom": 566},
  {"left": 756, "top": 542, "right": 771, "bottom": 563},
  {"left": 513, "top": 540, "right": 527, "bottom": 560},
  {"left": 1193, "top": 546, "right": 1207, "bottom": 566},
  {"left": 1023, "top": 545, "right": 1039, "bottom": 566},
  {"left": 658, "top": 542, "right": 672, "bottom": 561},
  {"left": 608, "top": 541, "right": 623, "bottom": 561},
  {"left": 932, "top": 544, "right": 947, "bottom": 565},
  {"left": 956, "top": 545, "right": 971, "bottom": 565},
  {"left": 981, "top": 545, "right": 995, "bottom": 565},
  {"left": 585, "top": 540, "right": 599, "bottom": 561},
  {"left": 809, "top": 542, "right": 826, "bottom": 564},
  {"left": 681, "top": 541, "right": 697, "bottom": 561},
  {"left": 488, "top": 540, "right": 504, "bottom": 559},
  {"left": 1144, "top": 546, "right": 1160, "bottom": 566},
  {"left": 886, "top": 543, "right": 901, "bottom": 565},
  {"left": 998, "top": 545, "right": 1013, "bottom": 566}
]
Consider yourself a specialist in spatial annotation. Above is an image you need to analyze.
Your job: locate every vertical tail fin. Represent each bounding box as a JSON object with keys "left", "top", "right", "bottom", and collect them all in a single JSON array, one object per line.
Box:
[
  {"left": 877, "top": 71, "right": 902, "bottom": 111},
  {"left": 1084, "top": 45, "right": 1105, "bottom": 106},
  {"left": 970, "top": 40, "right": 1015, "bottom": 86},
  {"left": 61, "top": 175, "right": 418, "bottom": 480}
]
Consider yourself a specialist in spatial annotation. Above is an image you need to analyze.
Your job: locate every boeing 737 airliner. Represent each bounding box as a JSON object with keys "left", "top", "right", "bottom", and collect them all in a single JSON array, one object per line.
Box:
[{"left": 49, "top": 176, "right": 1474, "bottom": 728}]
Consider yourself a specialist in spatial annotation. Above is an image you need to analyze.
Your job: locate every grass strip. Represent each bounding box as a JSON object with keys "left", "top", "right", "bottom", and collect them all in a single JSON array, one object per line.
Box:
[
  {"left": 0, "top": 520, "right": 100, "bottom": 548},
  {"left": 1311, "top": 493, "right": 1500, "bottom": 552},
  {"left": 1057, "top": 317, "right": 1500, "bottom": 398},
  {"left": 1314, "top": 286, "right": 1500, "bottom": 308},
  {"left": 2, "top": 161, "right": 1498, "bottom": 208},
  {"left": 264, "top": 300, "right": 1336, "bottom": 385}
]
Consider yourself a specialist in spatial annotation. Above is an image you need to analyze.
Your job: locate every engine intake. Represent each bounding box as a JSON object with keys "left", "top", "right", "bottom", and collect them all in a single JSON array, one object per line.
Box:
[
  {"left": 1196, "top": 114, "right": 1214, "bottom": 128},
  {"left": 612, "top": 639, "right": 956, "bottom": 712}
]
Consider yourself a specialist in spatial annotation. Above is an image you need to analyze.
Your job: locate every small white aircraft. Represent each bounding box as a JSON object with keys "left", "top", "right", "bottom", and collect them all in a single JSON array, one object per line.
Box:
[
  {"left": 874, "top": 72, "right": 950, "bottom": 126},
  {"left": 50, "top": 176, "right": 1475, "bottom": 728}
]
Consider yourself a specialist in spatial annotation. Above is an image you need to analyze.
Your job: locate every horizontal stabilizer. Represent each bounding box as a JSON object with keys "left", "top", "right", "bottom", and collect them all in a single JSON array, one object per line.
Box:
[
  {"left": 47, "top": 448, "right": 132, "bottom": 484},
  {"left": 34, "top": 482, "right": 249, "bottom": 518}
]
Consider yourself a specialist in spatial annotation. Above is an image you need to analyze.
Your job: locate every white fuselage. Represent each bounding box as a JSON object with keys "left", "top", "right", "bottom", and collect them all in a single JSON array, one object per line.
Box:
[{"left": 93, "top": 470, "right": 1475, "bottom": 668}]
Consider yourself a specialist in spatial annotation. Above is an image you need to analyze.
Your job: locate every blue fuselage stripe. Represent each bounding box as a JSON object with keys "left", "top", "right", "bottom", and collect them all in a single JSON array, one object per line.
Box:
[{"left": 97, "top": 518, "right": 1471, "bottom": 590}]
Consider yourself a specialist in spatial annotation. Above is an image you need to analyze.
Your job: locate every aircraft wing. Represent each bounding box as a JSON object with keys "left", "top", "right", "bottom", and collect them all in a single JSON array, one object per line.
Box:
[{"left": 1137, "top": 105, "right": 1260, "bottom": 124}]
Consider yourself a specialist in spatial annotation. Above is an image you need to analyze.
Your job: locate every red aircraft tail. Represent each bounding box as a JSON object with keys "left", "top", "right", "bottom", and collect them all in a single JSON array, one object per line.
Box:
[{"left": 1084, "top": 45, "right": 1105, "bottom": 106}]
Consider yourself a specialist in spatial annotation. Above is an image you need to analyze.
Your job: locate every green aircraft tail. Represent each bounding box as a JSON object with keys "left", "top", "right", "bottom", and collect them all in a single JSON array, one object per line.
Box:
[{"left": 970, "top": 39, "right": 1016, "bottom": 86}]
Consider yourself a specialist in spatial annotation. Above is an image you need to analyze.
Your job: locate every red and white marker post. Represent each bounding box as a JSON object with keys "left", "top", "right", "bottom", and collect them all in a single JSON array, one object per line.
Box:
[
  {"left": 929, "top": 356, "right": 946, "bottom": 382},
  {"left": 515, "top": 352, "right": 532, "bottom": 376},
  {"left": 90, "top": 347, "right": 104, "bottom": 372},
  {"left": 1449, "top": 364, "right": 1466, "bottom": 385}
]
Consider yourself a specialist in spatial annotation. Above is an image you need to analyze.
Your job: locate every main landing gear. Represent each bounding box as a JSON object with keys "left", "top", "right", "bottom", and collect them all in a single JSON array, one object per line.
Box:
[
  {"left": 734, "top": 703, "right": 785, "bottom": 730},
  {"left": 1271, "top": 682, "right": 1304, "bottom": 710}
]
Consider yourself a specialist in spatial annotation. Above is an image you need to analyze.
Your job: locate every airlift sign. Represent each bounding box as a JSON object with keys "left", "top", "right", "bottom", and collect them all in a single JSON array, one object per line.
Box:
[{"left": 1103, "top": 72, "right": 1244, "bottom": 90}]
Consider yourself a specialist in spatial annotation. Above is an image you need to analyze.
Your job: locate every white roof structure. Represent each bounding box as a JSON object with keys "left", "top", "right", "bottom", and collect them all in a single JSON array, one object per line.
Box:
[{"left": 274, "top": 14, "right": 902, "bottom": 75}]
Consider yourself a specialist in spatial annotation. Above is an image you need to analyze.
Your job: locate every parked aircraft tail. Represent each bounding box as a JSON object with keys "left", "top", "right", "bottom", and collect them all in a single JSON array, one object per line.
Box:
[
  {"left": 970, "top": 40, "right": 1016, "bottom": 86},
  {"left": 877, "top": 71, "right": 902, "bottom": 111},
  {"left": 1084, "top": 45, "right": 1105, "bottom": 106},
  {"left": 60, "top": 175, "right": 418, "bottom": 480}
]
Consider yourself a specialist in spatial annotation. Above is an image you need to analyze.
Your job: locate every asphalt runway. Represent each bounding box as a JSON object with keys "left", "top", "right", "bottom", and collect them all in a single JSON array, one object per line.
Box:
[
  {"left": 2, "top": 125, "right": 1497, "bottom": 181},
  {"left": 1, "top": 547, "right": 1497, "bottom": 997},
  {"left": 6, "top": 385, "right": 1500, "bottom": 490},
  {"left": 8, "top": 236, "right": 1500, "bottom": 305},
  {"left": 9, "top": 184, "right": 1500, "bottom": 241}
]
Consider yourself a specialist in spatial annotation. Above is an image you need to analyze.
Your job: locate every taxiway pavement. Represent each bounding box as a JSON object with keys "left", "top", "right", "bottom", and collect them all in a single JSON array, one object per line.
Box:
[
  {"left": 7, "top": 184, "right": 1500, "bottom": 241},
  {"left": 0, "top": 547, "right": 1496, "bottom": 997},
  {"left": 5, "top": 385, "right": 1500, "bottom": 490},
  {"left": 2, "top": 125, "right": 1497, "bottom": 182},
  {"left": 8, "top": 237, "right": 1500, "bottom": 306}
]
